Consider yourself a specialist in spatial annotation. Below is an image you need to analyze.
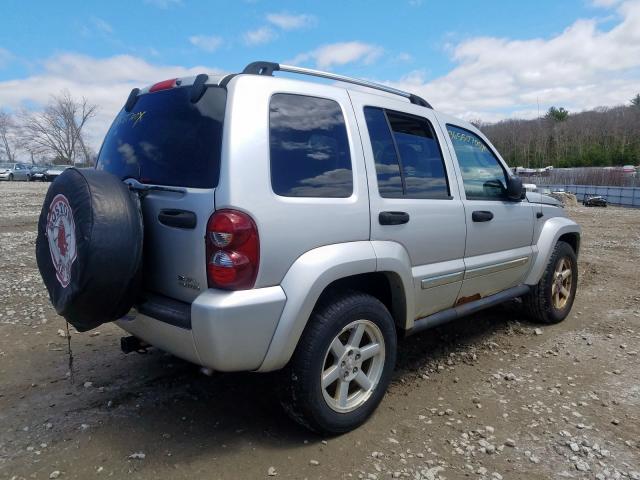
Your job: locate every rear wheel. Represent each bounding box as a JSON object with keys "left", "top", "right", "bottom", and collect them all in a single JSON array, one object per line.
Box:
[
  {"left": 523, "top": 241, "right": 577, "bottom": 324},
  {"left": 280, "top": 291, "right": 397, "bottom": 435}
]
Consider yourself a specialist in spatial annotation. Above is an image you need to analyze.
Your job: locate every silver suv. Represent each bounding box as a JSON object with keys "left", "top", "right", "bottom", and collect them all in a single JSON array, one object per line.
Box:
[{"left": 40, "top": 61, "right": 581, "bottom": 434}]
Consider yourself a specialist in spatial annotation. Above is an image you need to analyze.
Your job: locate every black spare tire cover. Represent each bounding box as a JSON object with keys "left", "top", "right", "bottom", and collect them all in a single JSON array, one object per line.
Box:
[{"left": 36, "top": 168, "right": 143, "bottom": 332}]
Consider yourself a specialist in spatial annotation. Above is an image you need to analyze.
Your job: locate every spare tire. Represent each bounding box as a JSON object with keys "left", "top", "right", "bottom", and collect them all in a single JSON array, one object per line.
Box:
[{"left": 36, "top": 168, "right": 143, "bottom": 332}]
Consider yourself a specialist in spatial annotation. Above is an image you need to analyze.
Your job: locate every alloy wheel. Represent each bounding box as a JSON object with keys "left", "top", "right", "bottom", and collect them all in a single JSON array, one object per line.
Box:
[
  {"left": 552, "top": 257, "right": 573, "bottom": 309},
  {"left": 321, "top": 319, "right": 386, "bottom": 413}
]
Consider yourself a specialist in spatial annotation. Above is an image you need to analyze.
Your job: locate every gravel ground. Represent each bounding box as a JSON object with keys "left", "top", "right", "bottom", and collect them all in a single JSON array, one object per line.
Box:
[{"left": 0, "top": 181, "right": 638, "bottom": 480}]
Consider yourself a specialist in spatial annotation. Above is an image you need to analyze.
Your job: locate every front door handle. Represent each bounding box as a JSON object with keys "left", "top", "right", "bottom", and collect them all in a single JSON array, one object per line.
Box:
[
  {"left": 379, "top": 211, "right": 410, "bottom": 225},
  {"left": 472, "top": 210, "right": 494, "bottom": 222}
]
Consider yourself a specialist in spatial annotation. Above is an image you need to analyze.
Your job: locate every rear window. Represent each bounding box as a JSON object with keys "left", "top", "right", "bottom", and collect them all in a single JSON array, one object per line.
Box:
[{"left": 97, "top": 86, "right": 226, "bottom": 188}]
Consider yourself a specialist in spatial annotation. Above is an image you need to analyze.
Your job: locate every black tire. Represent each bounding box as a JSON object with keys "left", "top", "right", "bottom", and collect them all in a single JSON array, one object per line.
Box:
[
  {"left": 36, "top": 168, "right": 143, "bottom": 332},
  {"left": 280, "top": 291, "right": 397, "bottom": 435},
  {"left": 523, "top": 241, "right": 577, "bottom": 324},
  {"left": 8, "top": 173, "right": 13, "bottom": 181}
]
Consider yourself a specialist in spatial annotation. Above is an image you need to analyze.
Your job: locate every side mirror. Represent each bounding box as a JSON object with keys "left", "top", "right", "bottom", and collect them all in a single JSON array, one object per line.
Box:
[{"left": 506, "top": 175, "right": 524, "bottom": 201}]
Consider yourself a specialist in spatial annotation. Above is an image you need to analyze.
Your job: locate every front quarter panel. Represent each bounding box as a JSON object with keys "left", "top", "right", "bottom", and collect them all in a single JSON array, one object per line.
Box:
[{"left": 524, "top": 215, "right": 581, "bottom": 285}]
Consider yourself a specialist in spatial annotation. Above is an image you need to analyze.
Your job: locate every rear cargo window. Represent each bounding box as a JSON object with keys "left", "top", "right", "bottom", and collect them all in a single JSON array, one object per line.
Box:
[
  {"left": 97, "top": 86, "right": 226, "bottom": 188},
  {"left": 269, "top": 93, "right": 353, "bottom": 198}
]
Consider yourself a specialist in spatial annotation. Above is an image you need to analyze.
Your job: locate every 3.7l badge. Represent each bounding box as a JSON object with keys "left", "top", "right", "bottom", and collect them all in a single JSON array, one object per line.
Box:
[{"left": 177, "top": 275, "right": 200, "bottom": 290}]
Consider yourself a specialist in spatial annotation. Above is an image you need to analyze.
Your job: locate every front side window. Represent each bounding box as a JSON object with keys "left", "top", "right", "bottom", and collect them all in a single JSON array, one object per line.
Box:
[
  {"left": 364, "top": 107, "right": 449, "bottom": 199},
  {"left": 269, "top": 94, "right": 353, "bottom": 198},
  {"left": 447, "top": 125, "right": 507, "bottom": 200}
]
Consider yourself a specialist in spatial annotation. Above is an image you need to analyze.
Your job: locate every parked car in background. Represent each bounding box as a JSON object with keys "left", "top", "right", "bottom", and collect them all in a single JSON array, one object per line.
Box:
[
  {"left": 44, "top": 165, "right": 73, "bottom": 182},
  {"left": 29, "top": 166, "right": 49, "bottom": 181},
  {"left": 0, "top": 163, "right": 33, "bottom": 181},
  {"left": 583, "top": 195, "right": 607, "bottom": 207}
]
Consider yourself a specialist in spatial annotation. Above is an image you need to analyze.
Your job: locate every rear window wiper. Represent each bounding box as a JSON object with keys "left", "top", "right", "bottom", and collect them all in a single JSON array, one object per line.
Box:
[{"left": 123, "top": 178, "right": 186, "bottom": 195}]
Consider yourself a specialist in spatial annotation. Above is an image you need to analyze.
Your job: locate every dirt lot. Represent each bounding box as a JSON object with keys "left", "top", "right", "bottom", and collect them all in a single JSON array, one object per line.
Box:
[{"left": 1, "top": 181, "right": 638, "bottom": 480}]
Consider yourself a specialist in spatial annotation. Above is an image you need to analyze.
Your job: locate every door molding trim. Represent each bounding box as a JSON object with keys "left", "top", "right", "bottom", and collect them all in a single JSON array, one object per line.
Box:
[
  {"left": 421, "top": 271, "right": 464, "bottom": 290},
  {"left": 464, "top": 256, "right": 529, "bottom": 279}
]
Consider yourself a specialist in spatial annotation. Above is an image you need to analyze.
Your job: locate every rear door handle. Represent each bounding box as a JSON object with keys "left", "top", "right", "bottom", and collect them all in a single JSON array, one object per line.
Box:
[
  {"left": 379, "top": 211, "right": 410, "bottom": 225},
  {"left": 158, "top": 209, "right": 197, "bottom": 229},
  {"left": 472, "top": 210, "right": 494, "bottom": 222}
]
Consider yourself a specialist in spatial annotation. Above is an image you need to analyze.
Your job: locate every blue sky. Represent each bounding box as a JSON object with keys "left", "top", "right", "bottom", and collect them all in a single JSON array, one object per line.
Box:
[
  {"left": 0, "top": 0, "right": 615, "bottom": 79},
  {"left": 1, "top": 0, "right": 639, "bottom": 147}
]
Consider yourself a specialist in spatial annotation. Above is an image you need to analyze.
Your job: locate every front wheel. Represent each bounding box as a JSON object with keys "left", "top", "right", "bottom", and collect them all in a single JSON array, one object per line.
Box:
[
  {"left": 8, "top": 174, "right": 13, "bottom": 181},
  {"left": 280, "top": 291, "right": 397, "bottom": 435},
  {"left": 523, "top": 241, "right": 577, "bottom": 324}
]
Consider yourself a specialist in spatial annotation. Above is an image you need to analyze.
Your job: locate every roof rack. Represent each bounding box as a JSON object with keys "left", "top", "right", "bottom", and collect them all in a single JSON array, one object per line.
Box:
[{"left": 242, "top": 61, "right": 432, "bottom": 109}]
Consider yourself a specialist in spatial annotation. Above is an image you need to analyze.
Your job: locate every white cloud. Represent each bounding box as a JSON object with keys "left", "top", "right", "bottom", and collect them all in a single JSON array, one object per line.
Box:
[
  {"left": 0, "top": 53, "right": 224, "bottom": 149},
  {"left": 386, "top": 0, "right": 640, "bottom": 121},
  {"left": 290, "top": 41, "right": 383, "bottom": 69},
  {"left": 92, "top": 17, "right": 113, "bottom": 34},
  {"left": 188, "top": 35, "right": 223, "bottom": 52},
  {"left": 266, "top": 12, "right": 315, "bottom": 30},
  {"left": 0, "top": 48, "right": 12, "bottom": 69},
  {"left": 243, "top": 26, "right": 277, "bottom": 46},
  {"left": 143, "top": 0, "right": 182, "bottom": 8},
  {"left": 591, "top": 0, "right": 621, "bottom": 7},
  {"left": 396, "top": 52, "right": 413, "bottom": 62}
]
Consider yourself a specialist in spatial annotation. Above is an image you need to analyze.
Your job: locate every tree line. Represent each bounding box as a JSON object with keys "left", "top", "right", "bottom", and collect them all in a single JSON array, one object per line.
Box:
[
  {"left": 2, "top": 89, "right": 639, "bottom": 169},
  {"left": 478, "top": 94, "right": 640, "bottom": 168},
  {"left": 0, "top": 90, "right": 97, "bottom": 166}
]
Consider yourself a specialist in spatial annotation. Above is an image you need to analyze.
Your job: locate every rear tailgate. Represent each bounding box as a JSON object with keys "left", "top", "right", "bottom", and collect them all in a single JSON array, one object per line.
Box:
[
  {"left": 97, "top": 82, "right": 227, "bottom": 303},
  {"left": 140, "top": 187, "right": 214, "bottom": 302}
]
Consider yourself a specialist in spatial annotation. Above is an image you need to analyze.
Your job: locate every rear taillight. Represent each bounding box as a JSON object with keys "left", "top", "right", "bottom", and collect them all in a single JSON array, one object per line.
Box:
[
  {"left": 149, "top": 78, "right": 177, "bottom": 92},
  {"left": 205, "top": 209, "right": 259, "bottom": 290}
]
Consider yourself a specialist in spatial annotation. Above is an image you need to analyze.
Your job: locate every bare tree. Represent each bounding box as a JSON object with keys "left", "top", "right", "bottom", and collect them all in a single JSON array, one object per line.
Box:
[
  {"left": 0, "top": 110, "right": 19, "bottom": 163},
  {"left": 20, "top": 90, "right": 97, "bottom": 165}
]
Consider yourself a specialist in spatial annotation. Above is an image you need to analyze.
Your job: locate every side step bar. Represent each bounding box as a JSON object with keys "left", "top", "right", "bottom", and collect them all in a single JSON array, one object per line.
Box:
[{"left": 407, "top": 284, "right": 530, "bottom": 336}]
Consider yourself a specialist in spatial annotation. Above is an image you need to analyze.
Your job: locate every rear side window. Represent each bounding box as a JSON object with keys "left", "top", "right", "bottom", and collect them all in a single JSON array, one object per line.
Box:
[
  {"left": 364, "top": 107, "right": 449, "bottom": 199},
  {"left": 97, "top": 86, "right": 226, "bottom": 188},
  {"left": 269, "top": 93, "right": 353, "bottom": 198}
]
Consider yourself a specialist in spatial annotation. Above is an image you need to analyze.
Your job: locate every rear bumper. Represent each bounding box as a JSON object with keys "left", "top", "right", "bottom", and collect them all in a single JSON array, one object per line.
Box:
[{"left": 116, "top": 286, "right": 287, "bottom": 372}]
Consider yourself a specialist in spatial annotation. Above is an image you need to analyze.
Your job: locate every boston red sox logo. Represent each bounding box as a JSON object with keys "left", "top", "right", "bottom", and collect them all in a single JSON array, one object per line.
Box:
[{"left": 46, "top": 194, "right": 77, "bottom": 288}]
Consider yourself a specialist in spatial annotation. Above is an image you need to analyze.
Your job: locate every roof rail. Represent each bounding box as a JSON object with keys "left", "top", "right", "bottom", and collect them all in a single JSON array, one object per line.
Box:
[{"left": 242, "top": 61, "right": 432, "bottom": 109}]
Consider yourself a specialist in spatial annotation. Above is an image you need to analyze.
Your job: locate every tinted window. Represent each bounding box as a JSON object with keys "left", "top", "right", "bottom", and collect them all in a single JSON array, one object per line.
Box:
[
  {"left": 364, "top": 107, "right": 449, "bottom": 199},
  {"left": 97, "top": 86, "right": 226, "bottom": 188},
  {"left": 270, "top": 94, "right": 352, "bottom": 198},
  {"left": 447, "top": 125, "right": 507, "bottom": 200},
  {"left": 363, "top": 107, "right": 403, "bottom": 197}
]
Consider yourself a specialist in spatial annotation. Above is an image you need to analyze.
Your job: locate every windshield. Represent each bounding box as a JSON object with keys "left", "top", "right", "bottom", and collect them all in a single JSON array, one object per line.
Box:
[{"left": 96, "top": 86, "right": 226, "bottom": 188}]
